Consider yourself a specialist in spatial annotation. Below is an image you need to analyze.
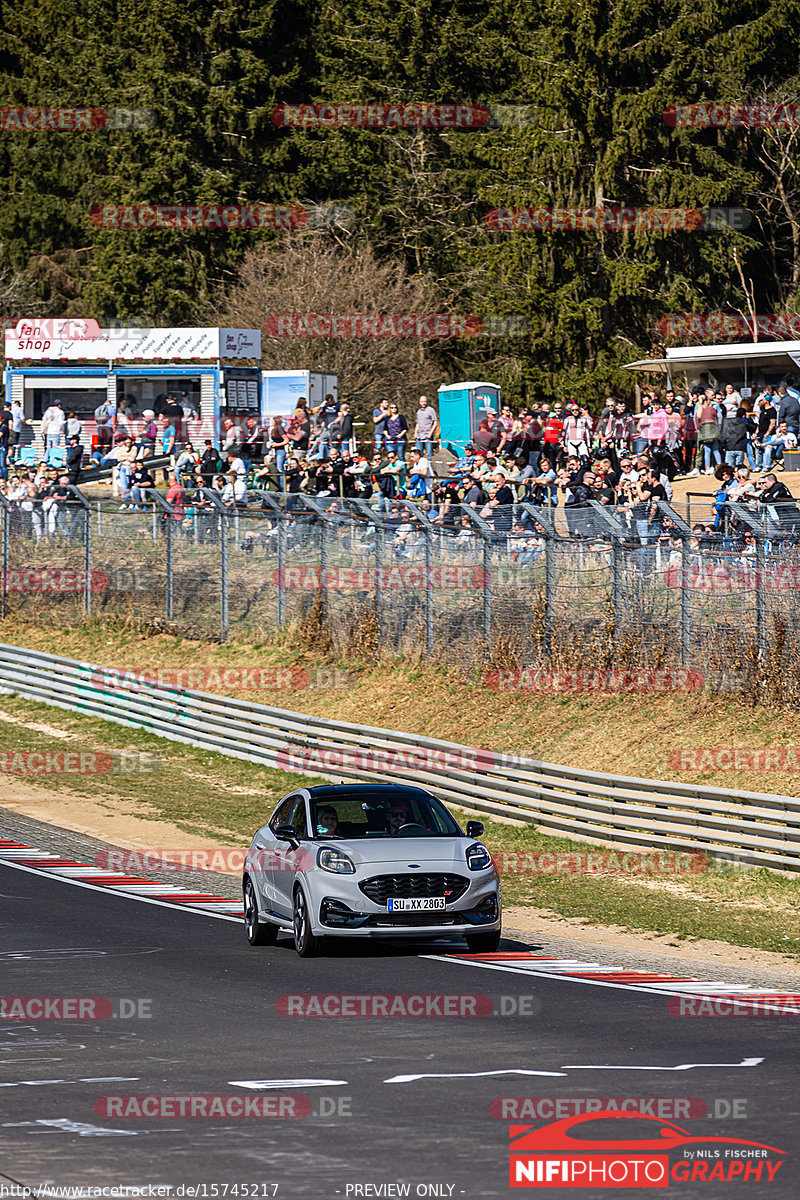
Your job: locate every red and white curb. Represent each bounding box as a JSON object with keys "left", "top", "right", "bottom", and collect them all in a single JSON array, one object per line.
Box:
[
  {"left": 436, "top": 951, "right": 800, "bottom": 1005},
  {"left": 0, "top": 837, "right": 243, "bottom": 919}
]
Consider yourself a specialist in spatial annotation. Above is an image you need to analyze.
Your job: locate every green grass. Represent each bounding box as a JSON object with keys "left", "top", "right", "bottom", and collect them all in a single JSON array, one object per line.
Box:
[{"left": 0, "top": 692, "right": 799, "bottom": 959}]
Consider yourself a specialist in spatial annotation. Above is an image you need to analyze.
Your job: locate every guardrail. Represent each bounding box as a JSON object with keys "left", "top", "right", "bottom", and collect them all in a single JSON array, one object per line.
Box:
[{"left": 0, "top": 641, "right": 797, "bottom": 873}]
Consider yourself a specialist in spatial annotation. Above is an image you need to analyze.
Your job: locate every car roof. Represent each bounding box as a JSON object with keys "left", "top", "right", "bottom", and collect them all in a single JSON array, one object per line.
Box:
[{"left": 306, "top": 783, "right": 436, "bottom": 801}]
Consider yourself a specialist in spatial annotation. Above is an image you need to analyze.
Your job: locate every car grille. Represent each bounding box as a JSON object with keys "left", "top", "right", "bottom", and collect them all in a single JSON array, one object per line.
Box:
[
  {"left": 359, "top": 873, "right": 469, "bottom": 906},
  {"left": 363, "top": 912, "right": 461, "bottom": 927}
]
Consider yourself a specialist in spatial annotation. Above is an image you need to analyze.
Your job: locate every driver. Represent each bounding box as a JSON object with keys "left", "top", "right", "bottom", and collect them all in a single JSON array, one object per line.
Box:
[
  {"left": 387, "top": 805, "right": 409, "bottom": 834},
  {"left": 316, "top": 806, "right": 340, "bottom": 836}
]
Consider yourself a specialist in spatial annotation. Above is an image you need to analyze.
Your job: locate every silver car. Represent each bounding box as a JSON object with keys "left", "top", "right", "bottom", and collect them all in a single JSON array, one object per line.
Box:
[{"left": 242, "top": 783, "right": 502, "bottom": 956}]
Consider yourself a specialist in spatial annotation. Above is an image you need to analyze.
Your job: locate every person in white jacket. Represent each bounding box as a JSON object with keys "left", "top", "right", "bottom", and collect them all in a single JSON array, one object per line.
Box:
[{"left": 41, "top": 401, "right": 65, "bottom": 449}]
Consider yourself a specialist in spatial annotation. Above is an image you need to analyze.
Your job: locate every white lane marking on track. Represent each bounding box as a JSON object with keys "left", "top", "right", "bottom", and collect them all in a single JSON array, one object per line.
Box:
[
  {"left": 229, "top": 1078, "right": 349, "bottom": 1089},
  {"left": 384, "top": 1069, "right": 568, "bottom": 1084},
  {"left": 3, "top": 1119, "right": 137, "bottom": 1137},
  {"left": 0, "top": 859, "right": 241, "bottom": 922},
  {"left": 423, "top": 954, "right": 773, "bottom": 999},
  {"left": 382, "top": 1058, "right": 765, "bottom": 1083},
  {"left": 0, "top": 1076, "right": 139, "bottom": 1089},
  {"left": 563, "top": 1058, "right": 765, "bottom": 1071}
]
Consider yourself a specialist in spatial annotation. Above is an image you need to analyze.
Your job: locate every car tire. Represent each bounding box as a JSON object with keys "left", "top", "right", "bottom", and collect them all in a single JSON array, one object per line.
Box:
[
  {"left": 293, "top": 885, "right": 321, "bottom": 957},
  {"left": 465, "top": 929, "right": 501, "bottom": 952},
  {"left": 244, "top": 878, "right": 277, "bottom": 946}
]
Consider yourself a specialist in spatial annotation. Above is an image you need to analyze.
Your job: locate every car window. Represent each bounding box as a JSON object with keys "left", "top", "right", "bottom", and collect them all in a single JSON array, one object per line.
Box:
[
  {"left": 310, "top": 791, "right": 461, "bottom": 838},
  {"left": 270, "top": 794, "right": 299, "bottom": 832},
  {"left": 288, "top": 795, "right": 308, "bottom": 838}
]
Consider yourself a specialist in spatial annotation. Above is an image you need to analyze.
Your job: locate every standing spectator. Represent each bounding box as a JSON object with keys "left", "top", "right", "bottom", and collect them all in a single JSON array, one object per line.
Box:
[
  {"left": 775, "top": 385, "right": 800, "bottom": 436},
  {"left": 487, "top": 471, "right": 515, "bottom": 536},
  {"left": 94, "top": 395, "right": 116, "bottom": 451},
  {"left": 269, "top": 417, "right": 288, "bottom": 485},
  {"left": 695, "top": 389, "right": 722, "bottom": 473},
  {"left": 414, "top": 395, "right": 438, "bottom": 458},
  {"left": 542, "top": 405, "right": 564, "bottom": 465},
  {"left": 385, "top": 404, "right": 409, "bottom": 460},
  {"left": 159, "top": 414, "right": 177, "bottom": 483},
  {"left": 137, "top": 409, "right": 157, "bottom": 457},
  {"left": 8, "top": 398, "right": 26, "bottom": 464},
  {"left": 65, "top": 410, "right": 82, "bottom": 444},
  {"left": 164, "top": 472, "right": 187, "bottom": 523},
  {"left": 200, "top": 440, "right": 220, "bottom": 486},
  {"left": 288, "top": 405, "right": 310, "bottom": 455},
  {"left": 241, "top": 416, "right": 265, "bottom": 465},
  {"left": 221, "top": 417, "right": 244, "bottom": 455},
  {"left": 754, "top": 393, "right": 778, "bottom": 470},
  {"left": 721, "top": 407, "right": 750, "bottom": 467},
  {"left": 563, "top": 403, "right": 593, "bottom": 460},
  {"left": 41, "top": 399, "right": 65, "bottom": 450},
  {"left": 0, "top": 410, "right": 10, "bottom": 482},
  {"left": 315, "top": 392, "right": 340, "bottom": 427},
  {"left": 722, "top": 383, "right": 743, "bottom": 416},
  {"left": 372, "top": 399, "right": 390, "bottom": 454},
  {"left": 329, "top": 402, "right": 354, "bottom": 452},
  {"left": 66, "top": 435, "right": 83, "bottom": 486}
]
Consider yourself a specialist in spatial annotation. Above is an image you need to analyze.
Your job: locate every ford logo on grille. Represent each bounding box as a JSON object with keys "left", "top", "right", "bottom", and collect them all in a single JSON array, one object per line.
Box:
[{"left": 407, "top": 863, "right": 420, "bottom": 868}]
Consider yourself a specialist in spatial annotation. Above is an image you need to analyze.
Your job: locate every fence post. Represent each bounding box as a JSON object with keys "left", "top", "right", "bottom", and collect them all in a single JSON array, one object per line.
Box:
[
  {"left": 374, "top": 524, "right": 384, "bottom": 650},
  {"left": 0, "top": 501, "right": 8, "bottom": 620},
  {"left": 276, "top": 510, "right": 286, "bottom": 627},
  {"left": 83, "top": 505, "right": 91, "bottom": 615},
  {"left": 755, "top": 533, "right": 767, "bottom": 660},
  {"left": 319, "top": 510, "right": 329, "bottom": 623},
  {"left": 482, "top": 536, "right": 491, "bottom": 644},
  {"left": 424, "top": 525, "right": 434, "bottom": 653},
  {"left": 544, "top": 531, "right": 554, "bottom": 658},
  {"left": 680, "top": 528, "right": 690, "bottom": 666},
  {"left": 220, "top": 512, "right": 229, "bottom": 639},
  {"left": 165, "top": 514, "right": 174, "bottom": 621}
]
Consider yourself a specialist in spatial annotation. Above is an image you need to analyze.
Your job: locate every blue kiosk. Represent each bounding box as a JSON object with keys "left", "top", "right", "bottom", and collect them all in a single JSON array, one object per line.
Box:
[{"left": 437, "top": 380, "right": 501, "bottom": 454}]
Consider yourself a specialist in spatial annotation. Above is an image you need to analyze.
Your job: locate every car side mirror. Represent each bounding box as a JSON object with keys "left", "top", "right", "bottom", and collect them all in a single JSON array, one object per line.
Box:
[
  {"left": 274, "top": 824, "right": 300, "bottom": 848},
  {"left": 465, "top": 820, "right": 484, "bottom": 838}
]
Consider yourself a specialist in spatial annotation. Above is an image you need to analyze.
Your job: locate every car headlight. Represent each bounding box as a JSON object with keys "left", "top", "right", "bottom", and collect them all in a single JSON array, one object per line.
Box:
[
  {"left": 317, "top": 847, "right": 356, "bottom": 874},
  {"left": 466, "top": 842, "right": 493, "bottom": 871}
]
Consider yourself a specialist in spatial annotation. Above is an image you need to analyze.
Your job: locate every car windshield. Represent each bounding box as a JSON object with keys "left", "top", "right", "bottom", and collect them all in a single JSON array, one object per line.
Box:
[{"left": 311, "top": 792, "right": 461, "bottom": 839}]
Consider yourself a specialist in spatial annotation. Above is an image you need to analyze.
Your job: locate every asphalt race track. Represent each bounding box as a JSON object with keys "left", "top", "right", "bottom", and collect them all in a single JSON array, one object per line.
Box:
[{"left": 1, "top": 855, "right": 798, "bottom": 1198}]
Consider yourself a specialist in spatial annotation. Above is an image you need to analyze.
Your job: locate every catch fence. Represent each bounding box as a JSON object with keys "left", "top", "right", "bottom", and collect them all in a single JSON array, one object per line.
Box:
[{"left": 2, "top": 488, "right": 799, "bottom": 682}]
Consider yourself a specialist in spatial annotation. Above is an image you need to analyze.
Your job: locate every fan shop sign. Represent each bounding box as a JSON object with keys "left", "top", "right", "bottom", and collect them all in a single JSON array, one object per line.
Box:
[{"left": 663, "top": 562, "right": 800, "bottom": 593}]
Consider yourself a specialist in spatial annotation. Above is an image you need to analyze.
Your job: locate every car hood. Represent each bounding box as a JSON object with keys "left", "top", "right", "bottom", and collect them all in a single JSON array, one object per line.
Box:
[{"left": 327, "top": 837, "right": 477, "bottom": 869}]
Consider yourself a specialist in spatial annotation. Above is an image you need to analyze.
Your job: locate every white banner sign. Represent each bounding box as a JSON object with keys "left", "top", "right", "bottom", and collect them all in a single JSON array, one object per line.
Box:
[{"left": 4, "top": 323, "right": 261, "bottom": 362}]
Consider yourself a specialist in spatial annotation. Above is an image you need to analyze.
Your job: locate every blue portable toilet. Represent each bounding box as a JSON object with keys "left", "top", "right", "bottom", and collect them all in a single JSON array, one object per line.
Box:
[{"left": 437, "top": 381, "right": 501, "bottom": 455}]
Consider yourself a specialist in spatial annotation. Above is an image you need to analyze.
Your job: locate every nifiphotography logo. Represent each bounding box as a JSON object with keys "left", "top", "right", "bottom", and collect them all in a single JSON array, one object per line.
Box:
[{"left": 508, "top": 1110, "right": 785, "bottom": 1187}]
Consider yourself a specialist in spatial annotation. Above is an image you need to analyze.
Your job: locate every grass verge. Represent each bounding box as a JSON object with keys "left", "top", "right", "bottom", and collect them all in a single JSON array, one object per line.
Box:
[{"left": 0, "top": 692, "right": 798, "bottom": 959}]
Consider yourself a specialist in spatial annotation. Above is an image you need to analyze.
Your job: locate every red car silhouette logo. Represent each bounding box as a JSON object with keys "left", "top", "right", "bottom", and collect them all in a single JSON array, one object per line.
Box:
[{"left": 509, "top": 1111, "right": 785, "bottom": 1188}]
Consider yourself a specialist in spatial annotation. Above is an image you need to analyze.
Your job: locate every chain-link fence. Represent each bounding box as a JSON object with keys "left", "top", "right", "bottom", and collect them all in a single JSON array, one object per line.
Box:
[{"left": 3, "top": 488, "right": 800, "bottom": 690}]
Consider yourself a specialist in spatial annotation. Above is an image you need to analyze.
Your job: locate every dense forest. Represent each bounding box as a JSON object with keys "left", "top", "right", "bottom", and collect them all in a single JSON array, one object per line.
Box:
[{"left": 2, "top": 0, "right": 800, "bottom": 408}]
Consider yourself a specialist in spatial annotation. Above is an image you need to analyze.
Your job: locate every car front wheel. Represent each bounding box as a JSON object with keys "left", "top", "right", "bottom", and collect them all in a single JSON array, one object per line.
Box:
[
  {"left": 293, "top": 886, "right": 321, "bottom": 957},
  {"left": 244, "top": 878, "right": 277, "bottom": 946}
]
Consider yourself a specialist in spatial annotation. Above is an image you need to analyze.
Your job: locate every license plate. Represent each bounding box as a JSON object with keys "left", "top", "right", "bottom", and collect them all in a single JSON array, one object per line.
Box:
[{"left": 387, "top": 897, "right": 446, "bottom": 912}]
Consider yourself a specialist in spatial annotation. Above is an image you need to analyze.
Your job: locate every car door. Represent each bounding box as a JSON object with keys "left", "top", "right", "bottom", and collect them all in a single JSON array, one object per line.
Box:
[
  {"left": 270, "top": 794, "right": 310, "bottom": 919},
  {"left": 251, "top": 794, "right": 296, "bottom": 918}
]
